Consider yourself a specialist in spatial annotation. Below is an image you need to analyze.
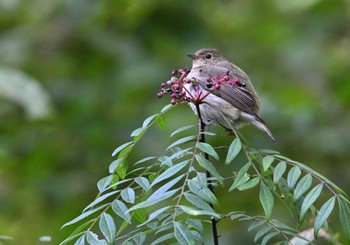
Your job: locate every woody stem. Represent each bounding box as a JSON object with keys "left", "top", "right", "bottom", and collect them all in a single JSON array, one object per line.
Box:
[{"left": 194, "top": 102, "right": 219, "bottom": 245}]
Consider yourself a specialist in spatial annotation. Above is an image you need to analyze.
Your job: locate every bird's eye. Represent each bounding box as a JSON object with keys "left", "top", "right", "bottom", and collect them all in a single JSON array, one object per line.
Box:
[{"left": 205, "top": 53, "right": 212, "bottom": 59}]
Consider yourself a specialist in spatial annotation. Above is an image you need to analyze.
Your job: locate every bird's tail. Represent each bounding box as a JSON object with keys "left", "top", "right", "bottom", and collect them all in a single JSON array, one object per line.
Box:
[{"left": 252, "top": 118, "right": 275, "bottom": 143}]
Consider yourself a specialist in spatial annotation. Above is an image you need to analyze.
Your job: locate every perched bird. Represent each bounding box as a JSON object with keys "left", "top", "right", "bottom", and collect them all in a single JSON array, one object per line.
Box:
[{"left": 185, "top": 48, "right": 275, "bottom": 142}]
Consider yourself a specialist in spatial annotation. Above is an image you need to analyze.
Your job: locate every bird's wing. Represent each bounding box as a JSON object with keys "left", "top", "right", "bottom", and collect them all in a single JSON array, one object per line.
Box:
[{"left": 195, "top": 65, "right": 259, "bottom": 117}]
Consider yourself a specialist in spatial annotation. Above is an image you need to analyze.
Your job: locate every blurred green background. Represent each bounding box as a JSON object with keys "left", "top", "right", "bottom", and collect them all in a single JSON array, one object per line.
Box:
[{"left": 0, "top": 0, "right": 350, "bottom": 244}]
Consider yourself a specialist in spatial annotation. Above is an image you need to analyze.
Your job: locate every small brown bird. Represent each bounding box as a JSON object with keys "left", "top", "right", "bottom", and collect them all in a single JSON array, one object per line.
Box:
[{"left": 185, "top": 48, "right": 275, "bottom": 142}]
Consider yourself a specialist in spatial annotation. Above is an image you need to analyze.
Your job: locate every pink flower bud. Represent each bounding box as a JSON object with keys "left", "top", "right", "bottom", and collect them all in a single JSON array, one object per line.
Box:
[
  {"left": 214, "top": 84, "right": 221, "bottom": 90},
  {"left": 157, "top": 92, "right": 163, "bottom": 98},
  {"left": 223, "top": 75, "right": 230, "bottom": 81}
]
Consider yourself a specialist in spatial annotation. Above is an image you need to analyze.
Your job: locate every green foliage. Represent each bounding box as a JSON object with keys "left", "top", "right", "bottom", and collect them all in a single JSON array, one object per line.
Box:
[{"left": 62, "top": 105, "right": 350, "bottom": 244}]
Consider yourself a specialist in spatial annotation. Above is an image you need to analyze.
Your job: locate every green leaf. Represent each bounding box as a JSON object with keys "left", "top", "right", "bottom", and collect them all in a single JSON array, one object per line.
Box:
[
  {"left": 338, "top": 196, "right": 350, "bottom": 242},
  {"left": 166, "top": 135, "right": 196, "bottom": 151},
  {"left": 248, "top": 221, "right": 264, "bottom": 232},
  {"left": 161, "top": 103, "right": 173, "bottom": 113},
  {"left": 195, "top": 154, "right": 223, "bottom": 184},
  {"left": 112, "top": 200, "right": 131, "bottom": 223},
  {"left": 142, "top": 114, "right": 158, "bottom": 128},
  {"left": 179, "top": 205, "right": 221, "bottom": 218},
  {"left": 259, "top": 182, "right": 274, "bottom": 222},
  {"left": 314, "top": 196, "right": 335, "bottom": 237},
  {"left": 187, "top": 179, "right": 218, "bottom": 205},
  {"left": 139, "top": 206, "right": 171, "bottom": 227},
  {"left": 133, "top": 234, "right": 146, "bottom": 245},
  {"left": 60, "top": 232, "right": 86, "bottom": 245},
  {"left": 130, "top": 127, "right": 144, "bottom": 138},
  {"left": 262, "top": 156, "right": 274, "bottom": 171},
  {"left": 97, "top": 175, "right": 113, "bottom": 192},
  {"left": 156, "top": 116, "right": 166, "bottom": 128},
  {"left": 109, "top": 158, "right": 124, "bottom": 174},
  {"left": 134, "top": 156, "right": 157, "bottom": 165},
  {"left": 229, "top": 162, "right": 250, "bottom": 191},
  {"left": 293, "top": 174, "right": 312, "bottom": 201},
  {"left": 62, "top": 204, "right": 109, "bottom": 228},
  {"left": 300, "top": 183, "right": 323, "bottom": 220},
  {"left": 86, "top": 231, "right": 107, "bottom": 245},
  {"left": 170, "top": 125, "right": 195, "bottom": 137},
  {"left": 129, "top": 175, "right": 184, "bottom": 211},
  {"left": 83, "top": 190, "right": 119, "bottom": 212},
  {"left": 151, "top": 160, "right": 189, "bottom": 187},
  {"left": 150, "top": 233, "right": 174, "bottom": 245},
  {"left": 196, "top": 142, "right": 219, "bottom": 160},
  {"left": 112, "top": 141, "right": 134, "bottom": 157},
  {"left": 184, "top": 192, "right": 215, "bottom": 213},
  {"left": 225, "top": 138, "right": 242, "bottom": 165},
  {"left": 238, "top": 177, "right": 260, "bottom": 191},
  {"left": 254, "top": 226, "right": 271, "bottom": 242},
  {"left": 74, "top": 234, "right": 85, "bottom": 245},
  {"left": 174, "top": 221, "right": 195, "bottom": 245},
  {"left": 121, "top": 187, "right": 135, "bottom": 204},
  {"left": 261, "top": 231, "right": 279, "bottom": 245},
  {"left": 99, "top": 213, "right": 116, "bottom": 243},
  {"left": 273, "top": 161, "right": 286, "bottom": 183},
  {"left": 135, "top": 177, "right": 150, "bottom": 191},
  {"left": 186, "top": 218, "right": 204, "bottom": 233},
  {"left": 287, "top": 166, "right": 301, "bottom": 189}
]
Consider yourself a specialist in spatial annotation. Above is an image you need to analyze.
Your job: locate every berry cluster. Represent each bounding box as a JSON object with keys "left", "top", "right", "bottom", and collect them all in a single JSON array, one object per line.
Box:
[
  {"left": 157, "top": 68, "right": 243, "bottom": 105},
  {"left": 157, "top": 68, "right": 191, "bottom": 105}
]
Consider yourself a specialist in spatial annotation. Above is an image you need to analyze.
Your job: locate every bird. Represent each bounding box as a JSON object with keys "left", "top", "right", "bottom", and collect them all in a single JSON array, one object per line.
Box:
[{"left": 184, "top": 48, "right": 275, "bottom": 142}]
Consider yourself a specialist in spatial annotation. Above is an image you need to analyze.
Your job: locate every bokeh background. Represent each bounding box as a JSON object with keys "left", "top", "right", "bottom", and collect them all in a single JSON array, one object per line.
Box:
[{"left": 0, "top": 0, "right": 350, "bottom": 244}]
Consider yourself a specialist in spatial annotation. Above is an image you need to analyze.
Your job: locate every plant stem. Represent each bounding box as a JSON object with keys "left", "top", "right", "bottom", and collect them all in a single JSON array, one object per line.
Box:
[{"left": 195, "top": 103, "right": 219, "bottom": 245}]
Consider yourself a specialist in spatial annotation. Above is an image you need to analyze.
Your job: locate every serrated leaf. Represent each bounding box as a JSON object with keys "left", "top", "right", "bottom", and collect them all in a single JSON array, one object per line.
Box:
[
  {"left": 254, "top": 226, "right": 271, "bottom": 242},
  {"left": 225, "top": 138, "right": 242, "bottom": 165},
  {"left": 238, "top": 177, "right": 260, "bottom": 191},
  {"left": 229, "top": 162, "right": 250, "bottom": 191},
  {"left": 129, "top": 175, "right": 184, "bottom": 212},
  {"left": 121, "top": 187, "right": 135, "bottom": 204},
  {"left": 86, "top": 231, "right": 107, "bottom": 245},
  {"left": 62, "top": 204, "right": 109, "bottom": 228},
  {"left": 174, "top": 221, "right": 194, "bottom": 245},
  {"left": 170, "top": 125, "right": 195, "bottom": 137},
  {"left": 273, "top": 161, "right": 286, "bottom": 183},
  {"left": 97, "top": 175, "right": 113, "bottom": 192},
  {"left": 83, "top": 190, "right": 119, "bottom": 212},
  {"left": 196, "top": 142, "right": 219, "bottom": 160},
  {"left": 195, "top": 154, "right": 223, "bottom": 184},
  {"left": 142, "top": 114, "right": 157, "bottom": 128},
  {"left": 259, "top": 182, "right": 274, "bottom": 222},
  {"left": 293, "top": 174, "right": 312, "bottom": 201},
  {"left": 187, "top": 179, "right": 218, "bottom": 205},
  {"left": 151, "top": 160, "right": 188, "bottom": 187},
  {"left": 112, "top": 200, "right": 131, "bottom": 223},
  {"left": 99, "top": 213, "right": 116, "bottom": 243},
  {"left": 314, "top": 196, "right": 335, "bottom": 237},
  {"left": 135, "top": 177, "right": 150, "bottom": 191},
  {"left": 112, "top": 142, "right": 134, "bottom": 157},
  {"left": 166, "top": 136, "right": 196, "bottom": 151},
  {"left": 300, "top": 183, "right": 323, "bottom": 220},
  {"left": 262, "top": 156, "right": 274, "bottom": 171},
  {"left": 287, "top": 166, "right": 301, "bottom": 189},
  {"left": 184, "top": 192, "right": 215, "bottom": 213},
  {"left": 109, "top": 158, "right": 124, "bottom": 174},
  {"left": 338, "top": 196, "right": 350, "bottom": 242}
]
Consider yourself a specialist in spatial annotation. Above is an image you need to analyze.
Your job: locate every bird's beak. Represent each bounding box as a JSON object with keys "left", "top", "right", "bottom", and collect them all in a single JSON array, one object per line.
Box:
[{"left": 187, "top": 53, "right": 196, "bottom": 60}]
